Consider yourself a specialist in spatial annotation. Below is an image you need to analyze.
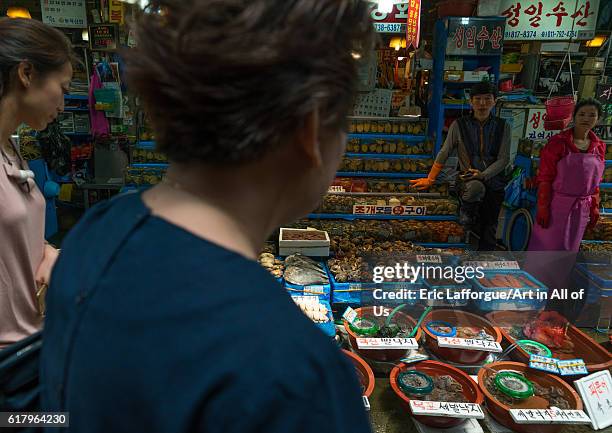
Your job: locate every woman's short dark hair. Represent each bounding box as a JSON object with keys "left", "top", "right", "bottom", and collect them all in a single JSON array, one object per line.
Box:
[
  {"left": 574, "top": 97, "right": 603, "bottom": 118},
  {"left": 0, "top": 18, "right": 76, "bottom": 99},
  {"left": 127, "top": 0, "right": 375, "bottom": 164}
]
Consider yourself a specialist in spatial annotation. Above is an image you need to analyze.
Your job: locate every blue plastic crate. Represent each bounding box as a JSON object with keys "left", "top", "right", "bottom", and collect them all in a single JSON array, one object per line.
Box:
[
  {"left": 575, "top": 263, "right": 612, "bottom": 289},
  {"left": 329, "top": 272, "right": 377, "bottom": 305},
  {"left": 470, "top": 270, "right": 547, "bottom": 312},
  {"left": 572, "top": 267, "right": 612, "bottom": 303},
  {"left": 284, "top": 262, "right": 331, "bottom": 302}
]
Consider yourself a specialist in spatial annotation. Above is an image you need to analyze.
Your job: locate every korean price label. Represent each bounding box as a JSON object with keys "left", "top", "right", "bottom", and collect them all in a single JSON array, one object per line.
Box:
[
  {"left": 529, "top": 355, "right": 560, "bottom": 374},
  {"left": 342, "top": 306, "right": 358, "bottom": 324},
  {"left": 574, "top": 370, "right": 612, "bottom": 430},
  {"left": 357, "top": 337, "right": 418, "bottom": 350},
  {"left": 510, "top": 408, "right": 591, "bottom": 425},
  {"left": 416, "top": 255, "right": 442, "bottom": 264},
  {"left": 557, "top": 359, "right": 588, "bottom": 376},
  {"left": 464, "top": 261, "right": 520, "bottom": 270},
  {"left": 409, "top": 401, "right": 485, "bottom": 419},
  {"left": 303, "top": 285, "right": 325, "bottom": 295},
  {"left": 437, "top": 337, "right": 503, "bottom": 353},
  {"left": 327, "top": 185, "right": 345, "bottom": 193}
]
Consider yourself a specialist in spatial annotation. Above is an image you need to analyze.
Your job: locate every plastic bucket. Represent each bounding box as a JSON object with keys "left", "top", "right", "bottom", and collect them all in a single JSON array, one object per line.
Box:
[
  {"left": 544, "top": 117, "right": 571, "bottom": 131},
  {"left": 545, "top": 96, "right": 575, "bottom": 121}
]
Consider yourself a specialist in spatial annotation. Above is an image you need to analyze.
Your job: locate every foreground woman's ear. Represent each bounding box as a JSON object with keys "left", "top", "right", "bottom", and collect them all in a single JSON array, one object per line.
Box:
[{"left": 296, "top": 107, "right": 322, "bottom": 169}]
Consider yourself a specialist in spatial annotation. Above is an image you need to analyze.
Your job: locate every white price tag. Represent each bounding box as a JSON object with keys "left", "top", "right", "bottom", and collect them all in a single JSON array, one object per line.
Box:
[
  {"left": 357, "top": 337, "right": 419, "bottom": 350},
  {"left": 409, "top": 401, "right": 484, "bottom": 419},
  {"left": 304, "top": 285, "right": 325, "bottom": 294},
  {"left": 464, "top": 261, "right": 520, "bottom": 270},
  {"left": 348, "top": 283, "right": 363, "bottom": 291},
  {"left": 529, "top": 355, "right": 560, "bottom": 374},
  {"left": 400, "top": 352, "right": 429, "bottom": 364},
  {"left": 416, "top": 255, "right": 442, "bottom": 264},
  {"left": 342, "top": 306, "right": 358, "bottom": 324},
  {"left": 362, "top": 395, "right": 370, "bottom": 411},
  {"left": 510, "top": 408, "right": 591, "bottom": 425},
  {"left": 437, "top": 337, "right": 503, "bottom": 353},
  {"left": 574, "top": 370, "right": 612, "bottom": 430},
  {"left": 557, "top": 359, "right": 588, "bottom": 376},
  {"left": 328, "top": 185, "right": 345, "bottom": 193}
]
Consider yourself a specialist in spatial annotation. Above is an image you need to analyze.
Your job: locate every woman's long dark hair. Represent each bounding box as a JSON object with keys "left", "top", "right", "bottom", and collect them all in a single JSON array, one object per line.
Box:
[{"left": 0, "top": 18, "right": 76, "bottom": 100}]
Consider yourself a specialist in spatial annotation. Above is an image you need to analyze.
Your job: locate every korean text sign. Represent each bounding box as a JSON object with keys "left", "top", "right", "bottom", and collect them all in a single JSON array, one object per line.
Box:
[
  {"left": 40, "top": 0, "right": 87, "bottom": 28},
  {"left": 500, "top": 0, "right": 600, "bottom": 40},
  {"left": 446, "top": 17, "right": 506, "bottom": 56}
]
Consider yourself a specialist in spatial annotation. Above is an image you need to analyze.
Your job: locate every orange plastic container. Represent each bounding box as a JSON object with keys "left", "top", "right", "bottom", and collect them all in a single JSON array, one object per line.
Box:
[
  {"left": 343, "top": 349, "right": 375, "bottom": 398},
  {"left": 390, "top": 360, "right": 483, "bottom": 429}
]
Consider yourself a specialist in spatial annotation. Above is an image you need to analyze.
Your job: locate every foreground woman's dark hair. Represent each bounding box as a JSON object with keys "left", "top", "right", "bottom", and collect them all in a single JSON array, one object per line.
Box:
[{"left": 127, "top": 0, "right": 374, "bottom": 164}]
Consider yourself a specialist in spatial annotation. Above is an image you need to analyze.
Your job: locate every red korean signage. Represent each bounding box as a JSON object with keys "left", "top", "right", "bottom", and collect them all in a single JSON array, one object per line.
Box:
[
  {"left": 406, "top": 0, "right": 421, "bottom": 49},
  {"left": 500, "top": 0, "right": 599, "bottom": 40},
  {"left": 447, "top": 17, "right": 505, "bottom": 55}
]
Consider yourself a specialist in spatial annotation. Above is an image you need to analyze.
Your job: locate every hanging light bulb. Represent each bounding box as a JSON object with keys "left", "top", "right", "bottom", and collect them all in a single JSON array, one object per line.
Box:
[{"left": 7, "top": 6, "right": 31, "bottom": 19}]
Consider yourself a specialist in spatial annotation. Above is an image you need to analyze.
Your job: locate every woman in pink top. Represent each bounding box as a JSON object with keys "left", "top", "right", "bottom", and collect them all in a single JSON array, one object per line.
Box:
[{"left": 0, "top": 18, "right": 75, "bottom": 348}]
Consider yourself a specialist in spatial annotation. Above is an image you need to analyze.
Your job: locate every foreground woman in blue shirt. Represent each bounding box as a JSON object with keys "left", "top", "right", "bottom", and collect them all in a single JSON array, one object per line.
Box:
[{"left": 40, "top": 1, "right": 375, "bottom": 432}]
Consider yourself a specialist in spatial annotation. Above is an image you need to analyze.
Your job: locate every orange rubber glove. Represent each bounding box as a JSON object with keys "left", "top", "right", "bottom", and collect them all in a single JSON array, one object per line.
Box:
[
  {"left": 536, "top": 181, "right": 552, "bottom": 228},
  {"left": 587, "top": 187, "right": 600, "bottom": 231},
  {"left": 410, "top": 162, "right": 444, "bottom": 190}
]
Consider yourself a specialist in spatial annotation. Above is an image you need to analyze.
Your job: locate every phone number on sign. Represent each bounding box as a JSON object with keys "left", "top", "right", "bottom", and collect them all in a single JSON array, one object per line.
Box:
[{"left": 505, "top": 30, "right": 582, "bottom": 39}]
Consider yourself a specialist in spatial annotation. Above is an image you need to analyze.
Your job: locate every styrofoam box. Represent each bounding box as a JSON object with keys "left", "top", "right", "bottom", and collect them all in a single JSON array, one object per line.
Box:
[{"left": 278, "top": 228, "right": 330, "bottom": 257}]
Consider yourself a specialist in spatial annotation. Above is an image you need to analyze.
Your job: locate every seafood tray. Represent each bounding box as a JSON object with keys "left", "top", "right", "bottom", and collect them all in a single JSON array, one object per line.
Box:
[
  {"left": 278, "top": 228, "right": 330, "bottom": 257},
  {"left": 583, "top": 215, "right": 612, "bottom": 241},
  {"left": 486, "top": 311, "right": 612, "bottom": 375},
  {"left": 367, "top": 178, "right": 449, "bottom": 195},
  {"left": 348, "top": 118, "right": 427, "bottom": 135},
  {"left": 257, "top": 252, "right": 284, "bottom": 283},
  {"left": 477, "top": 361, "right": 583, "bottom": 433},
  {"left": 579, "top": 240, "right": 612, "bottom": 253},
  {"left": 604, "top": 166, "right": 612, "bottom": 183},
  {"left": 471, "top": 271, "right": 547, "bottom": 312},
  {"left": 339, "top": 157, "right": 433, "bottom": 173},
  {"left": 283, "top": 255, "right": 331, "bottom": 302},
  {"left": 291, "top": 295, "right": 335, "bottom": 337},
  {"left": 345, "top": 138, "right": 433, "bottom": 155},
  {"left": 390, "top": 361, "right": 483, "bottom": 429}
]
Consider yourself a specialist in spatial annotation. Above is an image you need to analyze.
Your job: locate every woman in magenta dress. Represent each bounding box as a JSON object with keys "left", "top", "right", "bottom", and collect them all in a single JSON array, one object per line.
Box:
[{"left": 529, "top": 98, "right": 605, "bottom": 251}]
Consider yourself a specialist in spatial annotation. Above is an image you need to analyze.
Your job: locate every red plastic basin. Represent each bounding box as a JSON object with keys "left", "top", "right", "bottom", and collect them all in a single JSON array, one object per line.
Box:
[{"left": 390, "top": 360, "right": 483, "bottom": 429}]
